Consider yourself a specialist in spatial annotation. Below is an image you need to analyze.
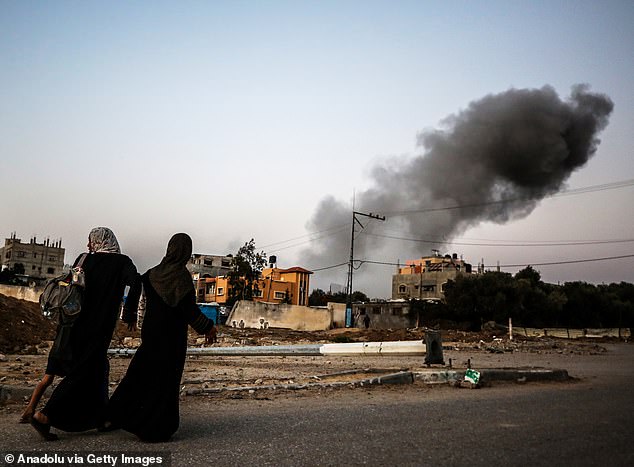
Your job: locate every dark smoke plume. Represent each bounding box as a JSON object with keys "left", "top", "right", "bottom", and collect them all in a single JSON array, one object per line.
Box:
[{"left": 303, "top": 85, "right": 613, "bottom": 291}]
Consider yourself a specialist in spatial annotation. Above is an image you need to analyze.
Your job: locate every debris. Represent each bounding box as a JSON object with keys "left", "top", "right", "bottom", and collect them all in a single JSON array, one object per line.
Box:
[{"left": 464, "top": 369, "right": 481, "bottom": 385}]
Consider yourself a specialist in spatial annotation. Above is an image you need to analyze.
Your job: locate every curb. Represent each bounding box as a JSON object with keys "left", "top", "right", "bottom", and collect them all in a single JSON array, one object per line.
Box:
[
  {"left": 183, "top": 371, "right": 416, "bottom": 396},
  {"left": 182, "top": 368, "right": 569, "bottom": 396},
  {"left": 1, "top": 368, "right": 570, "bottom": 403},
  {"left": 413, "top": 368, "right": 570, "bottom": 384}
]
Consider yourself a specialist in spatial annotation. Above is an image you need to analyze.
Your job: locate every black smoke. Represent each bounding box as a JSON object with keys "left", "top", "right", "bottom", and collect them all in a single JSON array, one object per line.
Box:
[{"left": 303, "top": 85, "right": 613, "bottom": 293}]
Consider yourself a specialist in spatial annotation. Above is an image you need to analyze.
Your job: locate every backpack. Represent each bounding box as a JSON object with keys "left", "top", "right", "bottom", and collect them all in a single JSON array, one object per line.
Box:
[{"left": 40, "top": 253, "right": 88, "bottom": 320}]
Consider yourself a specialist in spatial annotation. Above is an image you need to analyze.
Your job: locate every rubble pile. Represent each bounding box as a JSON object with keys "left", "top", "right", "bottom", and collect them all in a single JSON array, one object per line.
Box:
[{"left": 0, "top": 294, "right": 56, "bottom": 354}]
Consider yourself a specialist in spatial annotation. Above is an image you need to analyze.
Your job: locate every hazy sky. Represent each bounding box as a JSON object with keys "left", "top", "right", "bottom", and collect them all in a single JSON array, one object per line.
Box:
[{"left": 2, "top": 1, "right": 633, "bottom": 298}]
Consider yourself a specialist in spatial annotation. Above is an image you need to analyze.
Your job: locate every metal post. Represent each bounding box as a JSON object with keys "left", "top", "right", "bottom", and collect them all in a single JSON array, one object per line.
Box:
[{"left": 345, "top": 209, "right": 385, "bottom": 327}]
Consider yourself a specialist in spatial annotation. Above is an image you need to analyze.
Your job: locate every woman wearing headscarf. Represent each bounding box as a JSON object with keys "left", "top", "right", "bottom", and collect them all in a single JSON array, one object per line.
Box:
[
  {"left": 106, "top": 233, "right": 215, "bottom": 442},
  {"left": 31, "top": 227, "right": 141, "bottom": 441}
]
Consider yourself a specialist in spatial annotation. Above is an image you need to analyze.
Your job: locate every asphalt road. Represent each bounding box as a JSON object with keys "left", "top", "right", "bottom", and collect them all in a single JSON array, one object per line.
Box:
[{"left": 1, "top": 343, "right": 632, "bottom": 466}]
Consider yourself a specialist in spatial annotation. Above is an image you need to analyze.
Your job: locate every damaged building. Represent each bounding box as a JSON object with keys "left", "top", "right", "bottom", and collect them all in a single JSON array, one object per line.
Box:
[
  {"left": 392, "top": 251, "right": 473, "bottom": 301},
  {"left": 0, "top": 233, "right": 65, "bottom": 284}
]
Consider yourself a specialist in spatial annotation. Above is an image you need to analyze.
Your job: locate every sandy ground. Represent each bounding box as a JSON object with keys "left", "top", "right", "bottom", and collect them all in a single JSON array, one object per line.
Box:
[
  {"left": 1, "top": 293, "right": 628, "bottom": 416},
  {"left": 0, "top": 324, "right": 623, "bottom": 411}
]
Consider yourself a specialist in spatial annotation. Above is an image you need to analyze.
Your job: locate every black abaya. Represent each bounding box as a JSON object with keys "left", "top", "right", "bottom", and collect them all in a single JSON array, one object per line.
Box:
[
  {"left": 107, "top": 273, "right": 213, "bottom": 442},
  {"left": 41, "top": 252, "right": 141, "bottom": 432}
]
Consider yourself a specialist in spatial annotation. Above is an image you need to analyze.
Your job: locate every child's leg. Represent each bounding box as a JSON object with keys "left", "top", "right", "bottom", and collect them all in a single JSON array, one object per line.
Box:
[{"left": 20, "top": 374, "right": 55, "bottom": 423}]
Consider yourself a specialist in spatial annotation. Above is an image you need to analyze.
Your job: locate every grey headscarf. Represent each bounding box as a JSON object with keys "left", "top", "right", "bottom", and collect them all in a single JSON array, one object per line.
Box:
[
  {"left": 88, "top": 227, "right": 121, "bottom": 254},
  {"left": 148, "top": 233, "right": 194, "bottom": 307}
]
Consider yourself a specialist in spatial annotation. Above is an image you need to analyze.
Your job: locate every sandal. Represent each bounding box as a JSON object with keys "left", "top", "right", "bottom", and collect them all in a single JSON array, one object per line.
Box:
[
  {"left": 30, "top": 417, "right": 59, "bottom": 441},
  {"left": 19, "top": 413, "right": 32, "bottom": 424}
]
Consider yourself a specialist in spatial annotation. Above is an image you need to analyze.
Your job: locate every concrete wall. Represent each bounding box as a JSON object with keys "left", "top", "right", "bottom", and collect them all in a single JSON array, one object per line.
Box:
[
  {"left": 227, "top": 300, "right": 332, "bottom": 331},
  {"left": 328, "top": 302, "right": 346, "bottom": 328},
  {"left": 0, "top": 284, "right": 42, "bottom": 302},
  {"left": 352, "top": 302, "right": 415, "bottom": 329}
]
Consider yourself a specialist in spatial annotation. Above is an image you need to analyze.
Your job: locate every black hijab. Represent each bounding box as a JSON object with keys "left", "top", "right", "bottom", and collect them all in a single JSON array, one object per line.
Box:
[{"left": 148, "top": 233, "right": 194, "bottom": 307}]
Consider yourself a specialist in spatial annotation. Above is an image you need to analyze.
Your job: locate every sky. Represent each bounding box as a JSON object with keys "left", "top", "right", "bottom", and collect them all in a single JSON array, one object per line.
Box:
[{"left": 1, "top": 0, "right": 633, "bottom": 299}]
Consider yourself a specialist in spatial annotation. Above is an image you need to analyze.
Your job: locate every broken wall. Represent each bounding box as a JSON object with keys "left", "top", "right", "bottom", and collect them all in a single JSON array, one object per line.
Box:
[
  {"left": 227, "top": 301, "right": 332, "bottom": 331},
  {"left": 0, "top": 285, "right": 41, "bottom": 303}
]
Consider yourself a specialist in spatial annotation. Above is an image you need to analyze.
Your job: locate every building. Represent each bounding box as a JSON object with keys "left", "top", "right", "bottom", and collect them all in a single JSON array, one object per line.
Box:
[
  {"left": 0, "top": 233, "right": 65, "bottom": 282},
  {"left": 392, "top": 251, "right": 472, "bottom": 301},
  {"left": 258, "top": 266, "right": 312, "bottom": 306},
  {"left": 187, "top": 253, "right": 233, "bottom": 280},
  {"left": 195, "top": 266, "right": 313, "bottom": 307},
  {"left": 352, "top": 300, "right": 414, "bottom": 329}
]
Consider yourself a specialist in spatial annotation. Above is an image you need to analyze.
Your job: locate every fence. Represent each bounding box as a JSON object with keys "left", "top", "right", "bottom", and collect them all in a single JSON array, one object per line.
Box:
[{"left": 512, "top": 327, "right": 631, "bottom": 339}]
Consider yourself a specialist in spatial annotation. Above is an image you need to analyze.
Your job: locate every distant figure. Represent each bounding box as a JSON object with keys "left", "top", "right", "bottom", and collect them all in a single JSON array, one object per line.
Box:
[
  {"left": 30, "top": 227, "right": 141, "bottom": 441},
  {"left": 363, "top": 313, "right": 371, "bottom": 329},
  {"left": 106, "top": 233, "right": 216, "bottom": 442}
]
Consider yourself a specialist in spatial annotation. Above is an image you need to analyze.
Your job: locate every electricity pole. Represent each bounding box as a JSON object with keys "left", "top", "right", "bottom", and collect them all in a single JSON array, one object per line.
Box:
[{"left": 345, "top": 210, "right": 386, "bottom": 327}]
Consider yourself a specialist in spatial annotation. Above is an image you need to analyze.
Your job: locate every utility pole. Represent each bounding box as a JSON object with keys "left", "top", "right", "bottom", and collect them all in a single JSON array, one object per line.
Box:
[{"left": 345, "top": 210, "right": 386, "bottom": 327}]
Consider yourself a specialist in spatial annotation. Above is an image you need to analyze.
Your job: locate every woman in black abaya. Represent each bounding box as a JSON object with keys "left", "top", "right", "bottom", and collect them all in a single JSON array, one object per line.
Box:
[
  {"left": 31, "top": 227, "right": 141, "bottom": 440},
  {"left": 106, "top": 233, "right": 215, "bottom": 442}
]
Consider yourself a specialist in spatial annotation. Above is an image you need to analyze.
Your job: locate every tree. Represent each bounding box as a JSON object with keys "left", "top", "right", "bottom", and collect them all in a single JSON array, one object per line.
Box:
[
  {"left": 308, "top": 288, "right": 328, "bottom": 306},
  {"left": 515, "top": 265, "right": 541, "bottom": 286},
  {"left": 307, "top": 289, "right": 370, "bottom": 306},
  {"left": 227, "top": 239, "right": 267, "bottom": 307}
]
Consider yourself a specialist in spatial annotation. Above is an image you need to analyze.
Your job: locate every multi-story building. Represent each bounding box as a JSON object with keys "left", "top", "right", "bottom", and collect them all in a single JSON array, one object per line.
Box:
[
  {"left": 187, "top": 253, "right": 233, "bottom": 280},
  {"left": 0, "top": 233, "right": 65, "bottom": 281},
  {"left": 392, "top": 251, "right": 473, "bottom": 301},
  {"left": 195, "top": 266, "right": 312, "bottom": 307}
]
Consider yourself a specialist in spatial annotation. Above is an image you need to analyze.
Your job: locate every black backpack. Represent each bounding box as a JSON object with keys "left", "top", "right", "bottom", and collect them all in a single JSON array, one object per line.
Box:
[{"left": 40, "top": 253, "right": 88, "bottom": 320}]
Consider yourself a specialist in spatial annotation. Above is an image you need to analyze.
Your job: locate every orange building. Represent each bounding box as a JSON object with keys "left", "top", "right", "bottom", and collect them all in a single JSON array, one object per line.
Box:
[{"left": 195, "top": 266, "right": 312, "bottom": 306}]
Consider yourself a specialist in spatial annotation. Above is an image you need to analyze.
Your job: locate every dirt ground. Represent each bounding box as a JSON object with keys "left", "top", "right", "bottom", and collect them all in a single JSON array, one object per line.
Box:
[{"left": 0, "top": 292, "right": 627, "bottom": 412}]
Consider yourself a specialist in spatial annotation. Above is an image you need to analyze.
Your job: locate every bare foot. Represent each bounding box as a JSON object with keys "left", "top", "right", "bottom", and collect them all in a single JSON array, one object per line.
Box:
[
  {"left": 19, "top": 407, "right": 34, "bottom": 424},
  {"left": 30, "top": 412, "right": 58, "bottom": 441}
]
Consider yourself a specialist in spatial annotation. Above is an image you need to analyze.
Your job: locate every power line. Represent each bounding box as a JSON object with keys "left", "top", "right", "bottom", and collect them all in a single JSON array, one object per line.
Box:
[
  {"left": 365, "top": 232, "right": 634, "bottom": 248},
  {"left": 310, "top": 262, "right": 349, "bottom": 272},
  {"left": 334, "top": 254, "right": 634, "bottom": 271},
  {"left": 260, "top": 223, "right": 348, "bottom": 250},
  {"left": 309, "top": 253, "right": 634, "bottom": 275},
  {"left": 492, "top": 254, "right": 634, "bottom": 269},
  {"left": 257, "top": 178, "right": 634, "bottom": 254},
  {"left": 383, "top": 178, "right": 634, "bottom": 216}
]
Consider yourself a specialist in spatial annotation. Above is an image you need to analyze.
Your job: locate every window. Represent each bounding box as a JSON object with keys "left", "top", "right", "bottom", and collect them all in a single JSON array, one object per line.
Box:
[
  {"left": 253, "top": 289, "right": 263, "bottom": 298},
  {"left": 33, "top": 252, "right": 37, "bottom": 258},
  {"left": 206, "top": 284, "right": 216, "bottom": 294},
  {"left": 217, "top": 287, "right": 224, "bottom": 296},
  {"left": 17, "top": 251, "right": 25, "bottom": 258},
  {"left": 398, "top": 284, "right": 407, "bottom": 294},
  {"left": 392, "top": 307, "right": 402, "bottom": 316},
  {"left": 49, "top": 256, "right": 57, "bottom": 262},
  {"left": 204, "top": 258, "right": 213, "bottom": 266},
  {"left": 47, "top": 268, "right": 55, "bottom": 274},
  {"left": 422, "top": 285, "right": 436, "bottom": 292},
  {"left": 221, "top": 259, "right": 231, "bottom": 267},
  {"left": 5, "top": 251, "right": 10, "bottom": 259},
  {"left": 274, "top": 291, "right": 286, "bottom": 300}
]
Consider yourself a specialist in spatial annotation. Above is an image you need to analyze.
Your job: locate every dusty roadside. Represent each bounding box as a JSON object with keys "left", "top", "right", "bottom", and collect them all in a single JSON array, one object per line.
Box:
[
  {"left": 1, "top": 293, "right": 629, "bottom": 417},
  {"left": 1, "top": 324, "right": 625, "bottom": 410}
]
